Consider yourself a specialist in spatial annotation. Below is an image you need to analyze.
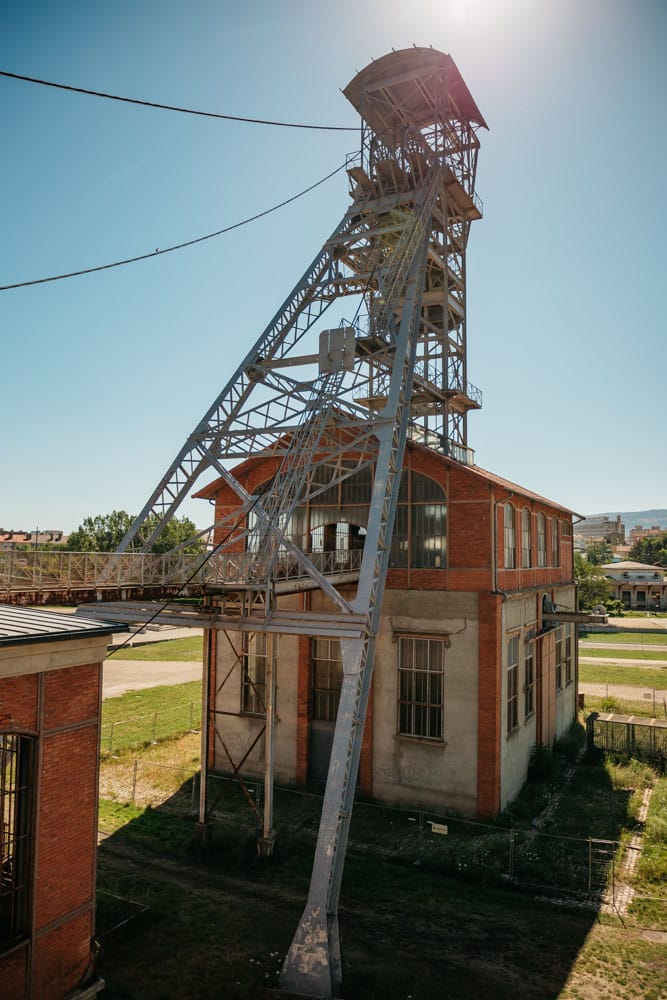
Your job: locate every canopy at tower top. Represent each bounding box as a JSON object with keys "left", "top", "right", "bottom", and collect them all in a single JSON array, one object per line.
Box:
[{"left": 343, "top": 47, "right": 488, "bottom": 136}]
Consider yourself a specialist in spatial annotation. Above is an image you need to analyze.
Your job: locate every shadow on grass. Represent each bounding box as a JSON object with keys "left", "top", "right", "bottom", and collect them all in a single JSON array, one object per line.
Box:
[{"left": 95, "top": 727, "right": 647, "bottom": 1000}]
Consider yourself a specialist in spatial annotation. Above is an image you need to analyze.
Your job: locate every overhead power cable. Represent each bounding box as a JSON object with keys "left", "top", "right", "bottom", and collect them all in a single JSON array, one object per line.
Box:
[
  {"left": 1, "top": 70, "right": 357, "bottom": 131},
  {"left": 0, "top": 161, "right": 348, "bottom": 291}
]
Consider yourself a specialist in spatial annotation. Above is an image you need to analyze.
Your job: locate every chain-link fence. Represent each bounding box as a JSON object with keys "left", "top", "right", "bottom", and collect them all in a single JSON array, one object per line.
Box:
[
  {"left": 100, "top": 764, "right": 629, "bottom": 904},
  {"left": 100, "top": 701, "right": 201, "bottom": 754}
]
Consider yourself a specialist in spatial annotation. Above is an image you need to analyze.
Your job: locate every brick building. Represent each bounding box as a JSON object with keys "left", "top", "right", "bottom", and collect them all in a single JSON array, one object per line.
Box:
[
  {"left": 0, "top": 606, "right": 120, "bottom": 1000},
  {"left": 195, "top": 440, "right": 578, "bottom": 819}
]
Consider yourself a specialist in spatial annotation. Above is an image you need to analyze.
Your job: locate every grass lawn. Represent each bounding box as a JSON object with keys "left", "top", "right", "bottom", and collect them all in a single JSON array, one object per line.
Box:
[
  {"left": 581, "top": 647, "right": 667, "bottom": 662},
  {"left": 101, "top": 680, "right": 202, "bottom": 753},
  {"left": 95, "top": 722, "right": 667, "bottom": 999},
  {"left": 579, "top": 662, "right": 667, "bottom": 689},
  {"left": 583, "top": 694, "right": 665, "bottom": 718},
  {"left": 108, "top": 635, "right": 203, "bottom": 661},
  {"left": 580, "top": 631, "right": 667, "bottom": 645}
]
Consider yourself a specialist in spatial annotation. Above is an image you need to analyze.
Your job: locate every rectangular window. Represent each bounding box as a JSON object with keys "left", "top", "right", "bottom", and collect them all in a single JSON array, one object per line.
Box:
[
  {"left": 398, "top": 636, "right": 445, "bottom": 740},
  {"left": 504, "top": 504, "right": 516, "bottom": 569},
  {"left": 564, "top": 627, "right": 573, "bottom": 685},
  {"left": 522, "top": 508, "right": 532, "bottom": 568},
  {"left": 555, "top": 633, "right": 563, "bottom": 690},
  {"left": 312, "top": 638, "right": 343, "bottom": 722},
  {"left": 1, "top": 734, "right": 33, "bottom": 951},
  {"left": 524, "top": 639, "right": 535, "bottom": 718},
  {"left": 507, "top": 635, "right": 519, "bottom": 734},
  {"left": 537, "top": 514, "right": 547, "bottom": 567},
  {"left": 242, "top": 633, "right": 268, "bottom": 714}
]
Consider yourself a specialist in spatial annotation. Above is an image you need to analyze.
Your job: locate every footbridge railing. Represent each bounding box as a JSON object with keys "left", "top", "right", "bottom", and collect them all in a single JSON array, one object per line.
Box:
[{"left": 0, "top": 548, "right": 362, "bottom": 600}]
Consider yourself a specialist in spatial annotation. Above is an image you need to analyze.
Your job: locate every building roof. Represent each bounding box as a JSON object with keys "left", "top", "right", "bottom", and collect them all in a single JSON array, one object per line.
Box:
[
  {"left": 0, "top": 604, "right": 125, "bottom": 648},
  {"left": 601, "top": 561, "right": 664, "bottom": 573},
  {"left": 194, "top": 439, "right": 580, "bottom": 518}
]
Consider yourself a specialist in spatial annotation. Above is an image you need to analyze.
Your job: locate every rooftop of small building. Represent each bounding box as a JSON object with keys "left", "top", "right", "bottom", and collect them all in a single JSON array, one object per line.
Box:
[
  {"left": 0, "top": 604, "right": 125, "bottom": 647},
  {"left": 601, "top": 561, "right": 665, "bottom": 573}
]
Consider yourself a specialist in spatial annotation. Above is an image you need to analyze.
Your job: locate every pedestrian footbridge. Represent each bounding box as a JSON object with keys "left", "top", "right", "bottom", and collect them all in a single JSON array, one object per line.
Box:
[{"left": 0, "top": 548, "right": 361, "bottom": 605}]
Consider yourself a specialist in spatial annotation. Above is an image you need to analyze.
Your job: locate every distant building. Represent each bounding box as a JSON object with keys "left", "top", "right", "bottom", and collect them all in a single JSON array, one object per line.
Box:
[
  {"left": 0, "top": 605, "right": 120, "bottom": 1000},
  {"left": 574, "top": 515, "right": 624, "bottom": 545},
  {"left": 628, "top": 524, "right": 665, "bottom": 543},
  {"left": 0, "top": 530, "right": 67, "bottom": 550},
  {"left": 600, "top": 561, "right": 667, "bottom": 612}
]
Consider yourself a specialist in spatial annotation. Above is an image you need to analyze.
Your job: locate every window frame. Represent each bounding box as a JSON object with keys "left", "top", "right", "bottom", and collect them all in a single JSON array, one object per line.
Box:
[
  {"left": 241, "top": 633, "right": 269, "bottom": 716},
  {"left": 555, "top": 631, "right": 563, "bottom": 691},
  {"left": 551, "top": 517, "right": 560, "bottom": 567},
  {"left": 523, "top": 637, "right": 535, "bottom": 719},
  {"left": 397, "top": 634, "right": 446, "bottom": 742},
  {"left": 0, "top": 732, "right": 34, "bottom": 953},
  {"left": 506, "top": 634, "right": 519, "bottom": 735},
  {"left": 537, "top": 513, "right": 547, "bottom": 568},
  {"left": 521, "top": 507, "right": 532, "bottom": 568},
  {"left": 311, "top": 637, "right": 343, "bottom": 723},
  {"left": 504, "top": 502, "right": 516, "bottom": 569}
]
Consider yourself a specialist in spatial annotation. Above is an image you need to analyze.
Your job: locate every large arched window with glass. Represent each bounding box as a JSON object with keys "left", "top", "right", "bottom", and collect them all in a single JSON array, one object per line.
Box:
[
  {"left": 247, "top": 463, "right": 446, "bottom": 571},
  {"left": 390, "top": 470, "right": 447, "bottom": 569}
]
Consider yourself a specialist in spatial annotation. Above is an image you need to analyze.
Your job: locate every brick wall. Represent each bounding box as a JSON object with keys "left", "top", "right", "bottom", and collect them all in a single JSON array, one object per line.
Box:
[{"left": 0, "top": 656, "right": 102, "bottom": 1000}]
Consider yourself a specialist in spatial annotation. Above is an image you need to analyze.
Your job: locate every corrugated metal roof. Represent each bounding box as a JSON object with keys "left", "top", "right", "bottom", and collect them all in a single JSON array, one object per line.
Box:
[{"left": 0, "top": 604, "right": 125, "bottom": 647}]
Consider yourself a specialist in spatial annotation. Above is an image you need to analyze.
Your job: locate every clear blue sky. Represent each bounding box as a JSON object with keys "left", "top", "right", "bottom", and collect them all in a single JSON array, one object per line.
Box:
[{"left": 1, "top": 0, "right": 666, "bottom": 533}]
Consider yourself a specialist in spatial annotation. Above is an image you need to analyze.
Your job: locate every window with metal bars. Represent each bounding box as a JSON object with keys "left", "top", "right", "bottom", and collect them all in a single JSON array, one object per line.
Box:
[
  {"left": 242, "top": 633, "right": 268, "bottom": 715},
  {"left": 311, "top": 638, "right": 343, "bottom": 722},
  {"left": 1, "top": 734, "right": 33, "bottom": 952},
  {"left": 397, "top": 635, "right": 445, "bottom": 740}
]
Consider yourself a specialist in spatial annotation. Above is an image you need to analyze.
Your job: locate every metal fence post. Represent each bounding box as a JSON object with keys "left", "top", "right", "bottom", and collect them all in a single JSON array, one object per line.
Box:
[
  {"left": 152, "top": 712, "right": 158, "bottom": 743},
  {"left": 131, "top": 759, "right": 139, "bottom": 804},
  {"left": 588, "top": 837, "right": 592, "bottom": 891},
  {"left": 109, "top": 722, "right": 114, "bottom": 752}
]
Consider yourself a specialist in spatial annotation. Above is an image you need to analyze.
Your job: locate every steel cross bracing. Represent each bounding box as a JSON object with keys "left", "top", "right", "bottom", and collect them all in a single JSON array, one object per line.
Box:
[{"left": 109, "top": 47, "right": 485, "bottom": 999}]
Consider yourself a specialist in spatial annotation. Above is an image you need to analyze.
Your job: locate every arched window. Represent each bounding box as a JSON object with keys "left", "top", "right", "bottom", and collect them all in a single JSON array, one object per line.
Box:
[
  {"left": 504, "top": 503, "right": 516, "bottom": 569},
  {"left": 390, "top": 470, "right": 447, "bottom": 569},
  {"left": 521, "top": 508, "right": 532, "bottom": 568},
  {"left": 551, "top": 517, "right": 560, "bottom": 567},
  {"left": 537, "top": 514, "right": 547, "bottom": 567}
]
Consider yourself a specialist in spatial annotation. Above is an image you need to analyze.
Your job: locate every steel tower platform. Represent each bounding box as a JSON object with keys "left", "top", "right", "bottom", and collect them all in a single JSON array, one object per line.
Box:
[{"left": 111, "top": 46, "right": 486, "bottom": 997}]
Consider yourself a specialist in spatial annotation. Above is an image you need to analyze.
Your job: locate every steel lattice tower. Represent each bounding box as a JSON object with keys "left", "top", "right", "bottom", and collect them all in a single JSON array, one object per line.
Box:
[{"left": 117, "top": 47, "right": 486, "bottom": 997}]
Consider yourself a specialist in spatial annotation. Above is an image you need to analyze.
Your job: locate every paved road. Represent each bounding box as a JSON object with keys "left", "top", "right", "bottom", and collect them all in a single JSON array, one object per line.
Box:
[{"left": 102, "top": 658, "right": 203, "bottom": 698}]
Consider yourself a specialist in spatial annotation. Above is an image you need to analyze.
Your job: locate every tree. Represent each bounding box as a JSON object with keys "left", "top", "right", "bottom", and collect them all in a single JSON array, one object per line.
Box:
[
  {"left": 628, "top": 533, "right": 667, "bottom": 568},
  {"left": 65, "top": 511, "right": 203, "bottom": 553},
  {"left": 574, "top": 553, "right": 613, "bottom": 611},
  {"left": 585, "top": 540, "right": 613, "bottom": 565}
]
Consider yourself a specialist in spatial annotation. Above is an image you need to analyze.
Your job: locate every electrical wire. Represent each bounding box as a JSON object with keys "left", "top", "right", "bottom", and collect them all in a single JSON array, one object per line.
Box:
[
  {"left": 0, "top": 160, "right": 348, "bottom": 291},
  {"left": 1, "top": 70, "right": 357, "bottom": 131}
]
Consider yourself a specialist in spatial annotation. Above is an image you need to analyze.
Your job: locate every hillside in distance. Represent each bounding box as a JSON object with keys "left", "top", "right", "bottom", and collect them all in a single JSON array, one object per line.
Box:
[{"left": 592, "top": 509, "right": 667, "bottom": 531}]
